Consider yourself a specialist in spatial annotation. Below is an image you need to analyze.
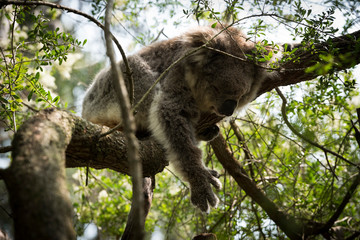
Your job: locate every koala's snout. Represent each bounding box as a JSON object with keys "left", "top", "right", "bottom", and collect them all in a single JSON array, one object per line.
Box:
[{"left": 218, "top": 99, "right": 237, "bottom": 116}]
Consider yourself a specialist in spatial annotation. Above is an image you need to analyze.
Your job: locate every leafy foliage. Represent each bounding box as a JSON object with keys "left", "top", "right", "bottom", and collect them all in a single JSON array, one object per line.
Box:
[{"left": 0, "top": 6, "right": 85, "bottom": 131}]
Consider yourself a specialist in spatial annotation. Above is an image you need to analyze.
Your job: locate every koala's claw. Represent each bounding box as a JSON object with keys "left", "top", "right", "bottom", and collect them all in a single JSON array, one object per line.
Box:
[
  {"left": 189, "top": 169, "right": 222, "bottom": 212},
  {"left": 208, "top": 169, "right": 220, "bottom": 179}
]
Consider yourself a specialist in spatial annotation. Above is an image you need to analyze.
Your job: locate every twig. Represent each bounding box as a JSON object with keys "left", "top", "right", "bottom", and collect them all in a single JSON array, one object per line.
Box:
[
  {"left": 320, "top": 172, "right": 360, "bottom": 233},
  {"left": 104, "top": 1, "right": 143, "bottom": 239},
  {"left": 151, "top": 28, "right": 165, "bottom": 43},
  {"left": 0, "top": 146, "right": 12, "bottom": 154},
  {"left": 230, "top": 121, "right": 256, "bottom": 179},
  {"left": 9, "top": 6, "right": 17, "bottom": 131},
  {"left": 251, "top": 200, "right": 267, "bottom": 239},
  {"left": 99, "top": 122, "right": 122, "bottom": 138},
  {"left": 22, "top": 102, "right": 39, "bottom": 112}
]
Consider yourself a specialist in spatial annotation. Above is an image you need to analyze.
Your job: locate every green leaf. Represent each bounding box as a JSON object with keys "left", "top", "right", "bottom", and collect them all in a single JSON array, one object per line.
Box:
[
  {"left": 53, "top": 96, "right": 60, "bottom": 103},
  {"left": 28, "top": 90, "right": 34, "bottom": 101},
  {"left": 47, "top": 91, "right": 52, "bottom": 101},
  {"left": 35, "top": 72, "right": 40, "bottom": 80},
  {"left": 5, "top": 13, "right": 11, "bottom": 21},
  {"left": 0, "top": 96, "right": 9, "bottom": 104}
]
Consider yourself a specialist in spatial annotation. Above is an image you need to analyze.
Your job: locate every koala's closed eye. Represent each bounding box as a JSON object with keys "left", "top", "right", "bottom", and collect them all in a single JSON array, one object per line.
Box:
[{"left": 210, "top": 86, "right": 220, "bottom": 94}]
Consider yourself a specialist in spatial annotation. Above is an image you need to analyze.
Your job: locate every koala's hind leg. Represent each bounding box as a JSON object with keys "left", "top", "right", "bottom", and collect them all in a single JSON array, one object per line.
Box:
[{"left": 149, "top": 90, "right": 222, "bottom": 212}]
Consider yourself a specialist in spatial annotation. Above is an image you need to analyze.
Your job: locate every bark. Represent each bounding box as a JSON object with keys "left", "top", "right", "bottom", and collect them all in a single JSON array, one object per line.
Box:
[
  {"left": 3, "top": 109, "right": 76, "bottom": 240},
  {"left": 65, "top": 113, "right": 167, "bottom": 176},
  {"left": 1, "top": 109, "right": 167, "bottom": 240}
]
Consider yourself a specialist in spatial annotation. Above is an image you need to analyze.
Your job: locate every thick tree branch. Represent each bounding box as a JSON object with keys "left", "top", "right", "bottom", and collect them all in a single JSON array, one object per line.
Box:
[
  {"left": 64, "top": 112, "right": 167, "bottom": 176},
  {"left": 3, "top": 109, "right": 76, "bottom": 240},
  {"left": 257, "top": 30, "right": 360, "bottom": 96},
  {"left": 1, "top": 109, "right": 167, "bottom": 240}
]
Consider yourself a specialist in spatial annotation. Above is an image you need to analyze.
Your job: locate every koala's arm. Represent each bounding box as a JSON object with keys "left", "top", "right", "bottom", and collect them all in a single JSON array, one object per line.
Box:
[{"left": 149, "top": 87, "right": 221, "bottom": 212}]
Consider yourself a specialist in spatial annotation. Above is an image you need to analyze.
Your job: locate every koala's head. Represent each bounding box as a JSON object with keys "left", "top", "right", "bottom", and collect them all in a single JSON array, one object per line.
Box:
[{"left": 181, "top": 26, "right": 261, "bottom": 116}]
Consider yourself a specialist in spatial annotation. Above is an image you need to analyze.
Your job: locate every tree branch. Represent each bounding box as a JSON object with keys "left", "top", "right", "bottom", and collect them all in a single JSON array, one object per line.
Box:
[
  {"left": 0, "top": 146, "right": 12, "bottom": 153},
  {"left": 104, "top": 1, "right": 144, "bottom": 239},
  {"left": 320, "top": 172, "right": 360, "bottom": 234},
  {"left": 210, "top": 134, "right": 305, "bottom": 240},
  {"left": 64, "top": 112, "right": 167, "bottom": 176},
  {"left": 1, "top": 108, "right": 167, "bottom": 239},
  {"left": 3, "top": 109, "right": 76, "bottom": 240},
  {"left": 257, "top": 30, "right": 360, "bottom": 97}
]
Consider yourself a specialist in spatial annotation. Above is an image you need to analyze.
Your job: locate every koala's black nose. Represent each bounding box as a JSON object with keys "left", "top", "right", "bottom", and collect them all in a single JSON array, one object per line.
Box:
[{"left": 218, "top": 99, "right": 237, "bottom": 116}]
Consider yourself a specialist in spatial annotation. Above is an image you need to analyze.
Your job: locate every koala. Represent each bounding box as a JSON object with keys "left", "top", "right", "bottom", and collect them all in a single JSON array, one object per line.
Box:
[{"left": 82, "top": 26, "right": 280, "bottom": 212}]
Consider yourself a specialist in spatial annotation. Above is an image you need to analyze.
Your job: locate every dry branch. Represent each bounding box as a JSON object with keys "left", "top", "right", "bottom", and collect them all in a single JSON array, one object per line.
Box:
[{"left": 104, "top": 1, "right": 144, "bottom": 238}]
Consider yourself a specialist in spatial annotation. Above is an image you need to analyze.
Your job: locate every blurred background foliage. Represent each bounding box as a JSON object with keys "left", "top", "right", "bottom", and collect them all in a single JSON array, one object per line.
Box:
[{"left": 1, "top": 0, "right": 360, "bottom": 239}]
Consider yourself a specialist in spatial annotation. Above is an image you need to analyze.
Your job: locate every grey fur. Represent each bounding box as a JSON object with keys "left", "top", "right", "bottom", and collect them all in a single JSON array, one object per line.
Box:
[{"left": 82, "top": 26, "right": 280, "bottom": 212}]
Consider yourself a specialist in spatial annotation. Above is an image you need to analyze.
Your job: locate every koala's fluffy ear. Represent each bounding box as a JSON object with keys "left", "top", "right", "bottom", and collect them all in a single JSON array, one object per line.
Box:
[
  {"left": 186, "top": 48, "right": 215, "bottom": 68},
  {"left": 182, "top": 29, "right": 219, "bottom": 68},
  {"left": 183, "top": 28, "right": 214, "bottom": 48}
]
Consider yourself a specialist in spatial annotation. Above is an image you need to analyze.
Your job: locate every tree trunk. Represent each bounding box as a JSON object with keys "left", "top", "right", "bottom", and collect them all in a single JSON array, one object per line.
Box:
[{"left": 3, "top": 109, "right": 76, "bottom": 240}]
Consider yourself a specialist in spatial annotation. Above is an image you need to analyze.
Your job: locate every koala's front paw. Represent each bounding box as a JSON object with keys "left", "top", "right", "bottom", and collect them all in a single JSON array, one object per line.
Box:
[
  {"left": 196, "top": 125, "right": 220, "bottom": 141},
  {"left": 189, "top": 169, "right": 222, "bottom": 212}
]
